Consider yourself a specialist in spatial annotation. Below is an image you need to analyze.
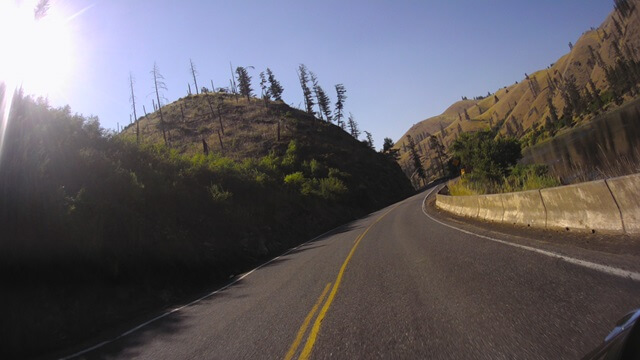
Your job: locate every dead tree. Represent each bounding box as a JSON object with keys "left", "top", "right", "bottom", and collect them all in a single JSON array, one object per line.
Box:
[
  {"left": 151, "top": 62, "right": 168, "bottom": 146},
  {"left": 129, "top": 73, "right": 139, "bottom": 144},
  {"left": 202, "top": 137, "right": 209, "bottom": 155},
  {"left": 217, "top": 100, "right": 225, "bottom": 135},
  {"left": 217, "top": 130, "right": 224, "bottom": 152},
  {"left": 189, "top": 59, "right": 199, "bottom": 95}
]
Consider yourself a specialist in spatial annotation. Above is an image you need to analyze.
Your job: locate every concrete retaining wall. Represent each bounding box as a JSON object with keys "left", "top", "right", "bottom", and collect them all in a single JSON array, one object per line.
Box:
[
  {"left": 435, "top": 173, "right": 640, "bottom": 235},
  {"left": 501, "top": 190, "right": 546, "bottom": 228},
  {"left": 540, "top": 180, "right": 623, "bottom": 233},
  {"left": 607, "top": 174, "right": 640, "bottom": 234}
]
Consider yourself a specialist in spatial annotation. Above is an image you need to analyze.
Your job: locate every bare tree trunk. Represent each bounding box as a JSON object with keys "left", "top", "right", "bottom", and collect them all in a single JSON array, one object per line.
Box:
[
  {"left": 202, "top": 137, "right": 209, "bottom": 155},
  {"left": 211, "top": 80, "right": 215, "bottom": 93},
  {"left": 190, "top": 59, "right": 199, "bottom": 95},
  {"left": 207, "top": 96, "right": 217, "bottom": 126},
  {"left": 188, "top": 83, "right": 192, "bottom": 96},
  {"left": 217, "top": 130, "right": 224, "bottom": 153},
  {"left": 129, "top": 73, "right": 140, "bottom": 144},
  {"left": 277, "top": 118, "right": 281, "bottom": 141},
  {"left": 180, "top": 104, "right": 185, "bottom": 123},
  {"left": 153, "top": 98, "right": 166, "bottom": 146},
  {"left": 217, "top": 103, "right": 225, "bottom": 135}
]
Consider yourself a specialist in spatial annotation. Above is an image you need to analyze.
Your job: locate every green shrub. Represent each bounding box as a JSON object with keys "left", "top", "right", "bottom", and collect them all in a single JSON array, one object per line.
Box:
[
  {"left": 284, "top": 171, "right": 306, "bottom": 187},
  {"left": 208, "top": 184, "right": 233, "bottom": 203},
  {"left": 317, "top": 177, "right": 348, "bottom": 200}
]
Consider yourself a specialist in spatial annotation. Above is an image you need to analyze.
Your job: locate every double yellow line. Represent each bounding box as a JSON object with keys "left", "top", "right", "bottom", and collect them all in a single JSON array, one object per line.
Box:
[{"left": 284, "top": 205, "right": 399, "bottom": 360}]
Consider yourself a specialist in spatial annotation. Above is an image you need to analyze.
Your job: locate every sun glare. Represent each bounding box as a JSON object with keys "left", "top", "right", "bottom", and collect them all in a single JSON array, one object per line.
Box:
[{"left": 0, "top": 0, "right": 75, "bottom": 97}]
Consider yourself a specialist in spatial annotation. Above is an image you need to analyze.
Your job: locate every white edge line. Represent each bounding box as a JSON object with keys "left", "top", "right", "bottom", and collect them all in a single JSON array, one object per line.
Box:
[
  {"left": 59, "top": 225, "right": 342, "bottom": 360},
  {"left": 421, "top": 186, "right": 640, "bottom": 283}
]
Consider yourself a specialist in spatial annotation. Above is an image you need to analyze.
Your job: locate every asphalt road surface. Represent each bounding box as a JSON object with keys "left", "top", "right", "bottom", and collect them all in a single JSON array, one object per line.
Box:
[{"left": 63, "top": 187, "right": 640, "bottom": 359}]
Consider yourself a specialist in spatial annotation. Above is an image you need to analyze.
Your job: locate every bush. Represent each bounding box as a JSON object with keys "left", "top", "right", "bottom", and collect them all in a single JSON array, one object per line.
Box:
[{"left": 451, "top": 130, "right": 522, "bottom": 182}]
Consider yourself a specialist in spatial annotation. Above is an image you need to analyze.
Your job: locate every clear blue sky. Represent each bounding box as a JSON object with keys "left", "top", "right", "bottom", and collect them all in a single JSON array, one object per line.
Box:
[{"left": 33, "top": 0, "right": 613, "bottom": 148}]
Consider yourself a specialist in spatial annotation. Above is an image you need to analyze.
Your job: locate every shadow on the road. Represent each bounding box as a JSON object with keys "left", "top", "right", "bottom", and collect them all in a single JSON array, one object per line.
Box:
[{"left": 62, "top": 222, "right": 365, "bottom": 359}]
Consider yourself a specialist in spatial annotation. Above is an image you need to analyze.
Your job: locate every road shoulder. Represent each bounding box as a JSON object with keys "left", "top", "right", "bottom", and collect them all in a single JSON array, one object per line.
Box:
[{"left": 423, "top": 188, "right": 640, "bottom": 275}]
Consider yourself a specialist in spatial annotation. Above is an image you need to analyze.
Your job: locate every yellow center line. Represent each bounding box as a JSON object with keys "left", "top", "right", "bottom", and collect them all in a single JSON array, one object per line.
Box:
[
  {"left": 284, "top": 282, "right": 332, "bottom": 360},
  {"left": 292, "top": 204, "right": 400, "bottom": 360}
]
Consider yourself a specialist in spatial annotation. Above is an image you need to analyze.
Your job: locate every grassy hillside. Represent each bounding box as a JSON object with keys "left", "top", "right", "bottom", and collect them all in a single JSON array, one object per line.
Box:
[
  {"left": 0, "top": 90, "right": 412, "bottom": 358},
  {"left": 395, "top": 0, "right": 640, "bottom": 185}
]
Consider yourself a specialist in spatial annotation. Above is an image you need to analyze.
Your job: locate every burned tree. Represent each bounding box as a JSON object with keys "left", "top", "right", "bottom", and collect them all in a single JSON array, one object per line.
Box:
[
  {"left": 189, "top": 59, "right": 200, "bottom": 95},
  {"left": 151, "top": 62, "right": 168, "bottom": 146}
]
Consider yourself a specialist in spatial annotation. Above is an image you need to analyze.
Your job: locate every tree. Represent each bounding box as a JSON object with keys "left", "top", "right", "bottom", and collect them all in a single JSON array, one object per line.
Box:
[
  {"left": 259, "top": 71, "right": 270, "bottom": 107},
  {"left": 310, "top": 71, "right": 332, "bottom": 121},
  {"left": 382, "top": 137, "right": 399, "bottom": 160},
  {"left": 547, "top": 95, "right": 559, "bottom": 124},
  {"left": 364, "top": 131, "right": 374, "bottom": 150},
  {"left": 347, "top": 113, "right": 360, "bottom": 139},
  {"left": 128, "top": 72, "right": 139, "bottom": 144},
  {"left": 229, "top": 62, "right": 238, "bottom": 98},
  {"left": 151, "top": 62, "right": 168, "bottom": 146},
  {"left": 297, "top": 64, "right": 314, "bottom": 114},
  {"left": 560, "top": 74, "right": 582, "bottom": 121},
  {"left": 309, "top": 71, "right": 323, "bottom": 120},
  {"left": 334, "top": 84, "right": 347, "bottom": 129},
  {"left": 317, "top": 86, "right": 332, "bottom": 122},
  {"left": 429, "top": 135, "right": 446, "bottom": 177},
  {"left": 189, "top": 59, "right": 199, "bottom": 95},
  {"left": 266, "top": 68, "right": 284, "bottom": 101},
  {"left": 382, "top": 137, "right": 395, "bottom": 152},
  {"left": 451, "top": 130, "right": 521, "bottom": 182},
  {"left": 406, "top": 135, "right": 426, "bottom": 186},
  {"left": 236, "top": 66, "right": 253, "bottom": 101}
]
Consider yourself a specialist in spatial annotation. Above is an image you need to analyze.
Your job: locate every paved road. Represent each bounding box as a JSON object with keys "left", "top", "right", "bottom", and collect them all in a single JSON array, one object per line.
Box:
[{"left": 66, "top": 188, "right": 640, "bottom": 359}]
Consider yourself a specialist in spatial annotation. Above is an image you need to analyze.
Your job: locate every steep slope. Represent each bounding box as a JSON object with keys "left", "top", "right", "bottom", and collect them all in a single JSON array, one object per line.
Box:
[
  {"left": 395, "top": 0, "right": 640, "bottom": 185},
  {"left": 121, "top": 92, "right": 413, "bottom": 210}
]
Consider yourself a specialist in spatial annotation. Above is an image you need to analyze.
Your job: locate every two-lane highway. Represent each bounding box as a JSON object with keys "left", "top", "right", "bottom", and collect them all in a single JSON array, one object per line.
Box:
[{"left": 65, "top": 188, "right": 640, "bottom": 359}]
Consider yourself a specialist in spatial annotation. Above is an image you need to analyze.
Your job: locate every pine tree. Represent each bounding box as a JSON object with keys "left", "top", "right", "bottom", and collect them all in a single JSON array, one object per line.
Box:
[
  {"left": 317, "top": 86, "right": 332, "bottom": 122},
  {"left": 382, "top": 137, "right": 394, "bottom": 152},
  {"left": 235, "top": 66, "right": 253, "bottom": 101},
  {"left": 309, "top": 71, "right": 323, "bottom": 120},
  {"left": 429, "top": 135, "right": 446, "bottom": 177},
  {"left": 547, "top": 95, "right": 559, "bottom": 124},
  {"left": 439, "top": 122, "right": 447, "bottom": 137},
  {"left": 259, "top": 71, "right": 270, "bottom": 107},
  {"left": 347, "top": 113, "right": 360, "bottom": 139},
  {"left": 297, "top": 64, "right": 314, "bottom": 114},
  {"left": 266, "top": 68, "right": 284, "bottom": 101},
  {"left": 407, "top": 135, "right": 426, "bottom": 185},
  {"left": 334, "top": 84, "right": 347, "bottom": 129},
  {"left": 364, "top": 131, "right": 374, "bottom": 149}
]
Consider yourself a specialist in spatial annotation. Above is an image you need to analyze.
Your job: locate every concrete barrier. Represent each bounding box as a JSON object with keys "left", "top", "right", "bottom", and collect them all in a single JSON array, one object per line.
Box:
[
  {"left": 477, "top": 194, "right": 504, "bottom": 222},
  {"left": 435, "top": 173, "right": 640, "bottom": 235},
  {"left": 501, "top": 190, "right": 546, "bottom": 227},
  {"left": 606, "top": 174, "right": 640, "bottom": 234},
  {"left": 540, "top": 180, "right": 624, "bottom": 234}
]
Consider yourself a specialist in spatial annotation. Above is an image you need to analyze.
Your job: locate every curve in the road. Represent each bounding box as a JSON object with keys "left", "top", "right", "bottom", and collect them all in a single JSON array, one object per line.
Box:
[{"left": 422, "top": 187, "right": 640, "bottom": 282}]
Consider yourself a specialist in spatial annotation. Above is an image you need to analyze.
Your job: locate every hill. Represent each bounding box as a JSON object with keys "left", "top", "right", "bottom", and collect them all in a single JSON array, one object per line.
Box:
[
  {"left": 0, "top": 90, "right": 412, "bottom": 357},
  {"left": 395, "top": 0, "right": 640, "bottom": 186},
  {"left": 120, "top": 92, "right": 412, "bottom": 208}
]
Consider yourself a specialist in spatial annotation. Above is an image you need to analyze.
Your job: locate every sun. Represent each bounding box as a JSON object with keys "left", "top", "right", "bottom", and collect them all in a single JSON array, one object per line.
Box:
[{"left": 0, "top": 0, "right": 75, "bottom": 97}]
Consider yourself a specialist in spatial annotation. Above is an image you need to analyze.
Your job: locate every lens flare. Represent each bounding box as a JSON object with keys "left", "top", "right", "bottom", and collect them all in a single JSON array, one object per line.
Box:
[{"left": 0, "top": 0, "right": 79, "bottom": 162}]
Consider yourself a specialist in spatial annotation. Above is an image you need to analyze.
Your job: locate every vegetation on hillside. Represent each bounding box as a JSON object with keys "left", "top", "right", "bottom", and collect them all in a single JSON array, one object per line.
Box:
[
  {"left": 395, "top": 0, "right": 640, "bottom": 186},
  {"left": 0, "top": 87, "right": 412, "bottom": 357},
  {"left": 446, "top": 131, "right": 560, "bottom": 195}
]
